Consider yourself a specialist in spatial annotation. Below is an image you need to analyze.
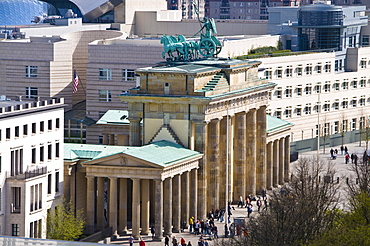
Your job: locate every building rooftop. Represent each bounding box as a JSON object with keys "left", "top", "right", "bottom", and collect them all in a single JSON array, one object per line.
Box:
[
  {"left": 96, "top": 110, "right": 130, "bottom": 125},
  {"left": 266, "top": 114, "right": 294, "bottom": 134}
]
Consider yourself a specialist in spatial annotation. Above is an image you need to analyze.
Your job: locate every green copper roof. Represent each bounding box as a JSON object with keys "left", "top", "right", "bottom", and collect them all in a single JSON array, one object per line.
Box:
[
  {"left": 96, "top": 110, "right": 130, "bottom": 125},
  {"left": 64, "top": 141, "right": 202, "bottom": 167},
  {"left": 124, "top": 140, "right": 202, "bottom": 166},
  {"left": 137, "top": 64, "right": 219, "bottom": 74},
  {"left": 266, "top": 114, "right": 294, "bottom": 134}
]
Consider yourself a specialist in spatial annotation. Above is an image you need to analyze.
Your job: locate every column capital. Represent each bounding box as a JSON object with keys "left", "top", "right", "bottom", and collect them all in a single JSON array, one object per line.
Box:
[
  {"left": 192, "top": 119, "right": 208, "bottom": 125},
  {"left": 128, "top": 117, "right": 141, "bottom": 123}
]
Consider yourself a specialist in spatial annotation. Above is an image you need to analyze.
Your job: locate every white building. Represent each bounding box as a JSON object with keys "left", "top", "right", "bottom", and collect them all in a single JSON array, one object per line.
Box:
[{"left": 0, "top": 97, "right": 65, "bottom": 238}]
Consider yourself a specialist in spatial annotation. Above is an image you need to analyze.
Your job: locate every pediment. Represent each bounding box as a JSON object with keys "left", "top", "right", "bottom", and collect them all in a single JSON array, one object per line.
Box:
[{"left": 82, "top": 153, "right": 163, "bottom": 169}]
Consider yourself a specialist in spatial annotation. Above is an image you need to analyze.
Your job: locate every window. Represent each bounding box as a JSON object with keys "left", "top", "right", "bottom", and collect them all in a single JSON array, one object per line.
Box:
[
  {"left": 275, "top": 90, "right": 282, "bottom": 99},
  {"left": 40, "top": 121, "right": 44, "bottom": 133},
  {"left": 25, "top": 87, "right": 38, "bottom": 99},
  {"left": 264, "top": 70, "right": 272, "bottom": 79},
  {"left": 334, "top": 82, "right": 340, "bottom": 91},
  {"left": 351, "top": 80, "right": 357, "bottom": 89},
  {"left": 285, "top": 88, "right": 292, "bottom": 98},
  {"left": 15, "top": 126, "right": 19, "bottom": 138},
  {"left": 352, "top": 118, "right": 357, "bottom": 130},
  {"left": 276, "top": 69, "right": 282, "bottom": 78},
  {"left": 296, "top": 87, "right": 302, "bottom": 96},
  {"left": 56, "top": 118, "right": 60, "bottom": 129},
  {"left": 11, "top": 149, "right": 23, "bottom": 176},
  {"left": 315, "top": 65, "right": 322, "bottom": 74},
  {"left": 342, "top": 100, "right": 348, "bottom": 109},
  {"left": 11, "top": 187, "right": 21, "bottom": 214},
  {"left": 55, "top": 172, "right": 59, "bottom": 193},
  {"left": 324, "top": 63, "right": 331, "bottom": 73},
  {"left": 32, "top": 123, "right": 36, "bottom": 134},
  {"left": 285, "top": 109, "right": 292, "bottom": 118},
  {"left": 323, "top": 83, "right": 330, "bottom": 92},
  {"left": 304, "top": 106, "right": 311, "bottom": 115},
  {"left": 359, "top": 98, "right": 365, "bottom": 106},
  {"left": 12, "top": 224, "right": 19, "bottom": 236},
  {"left": 323, "top": 103, "right": 330, "bottom": 112},
  {"left": 99, "top": 90, "right": 112, "bottom": 102},
  {"left": 360, "top": 79, "right": 366, "bottom": 88},
  {"left": 6, "top": 128, "right": 10, "bottom": 139},
  {"left": 296, "top": 67, "right": 302, "bottom": 76},
  {"left": 360, "top": 117, "right": 365, "bottom": 129},
  {"left": 323, "top": 123, "right": 330, "bottom": 135},
  {"left": 23, "top": 124, "right": 28, "bottom": 136},
  {"left": 362, "top": 35, "right": 369, "bottom": 46},
  {"left": 343, "top": 120, "right": 348, "bottom": 132},
  {"left": 304, "top": 86, "right": 311, "bottom": 95},
  {"left": 296, "top": 108, "right": 302, "bottom": 116},
  {"left": 122, "top": 69, "right": 135, "bottom": 81},
  {"left": 99, "top": 68, "right": 112, "bottom": 80},
  {"left": 48, "top": 174, "right": 52, "bottom": 194},
  {"left": 360, "top": 60, "right": 367, "bottom": 68},
  {"left": 351, "top": 99, "right": 357, "bottom": 108},
  {"left": 47, "top": 144, "right": 52, "bottom": 160},
  {"left": 55, "top": 142, "right": 60, "bottom": 158},
  {"left": 305, "top": 65, "right": 312, "bottom": 75},
  {"left": 285, "top": 68, "right": 292, "bottom": 77},
  {"left": 25, "top": 66, "right": 38, "bottom": 78},
  {"left": 334, "top": 121, "right": 339, "bottom": 133},
  {"left": 40, "top": 146, "right": 44, "bottom": 162},
  {"left": 48, "top": 120, "right": 52, "bottom": 131},
  {"left": 32, "top": 148, "right": 36, "bottom": 164},
  {"left": 333, "top": 102, "right": 339, "bottom": 110},
  {"left": 314, "top": 85, "right": 321, "bottom": 94},
  {"left": 342, "top": 81, "right": 349, "bottom": 90}
]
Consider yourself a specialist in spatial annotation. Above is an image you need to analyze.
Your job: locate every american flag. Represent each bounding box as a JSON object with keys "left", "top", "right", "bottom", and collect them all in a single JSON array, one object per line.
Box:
[{"left": 73, "top": 69, "right": 80, "bottom": 93}]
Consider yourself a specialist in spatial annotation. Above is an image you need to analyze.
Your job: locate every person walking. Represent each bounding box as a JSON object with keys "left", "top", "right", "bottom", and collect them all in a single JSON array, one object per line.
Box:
[
  {"left": 247, "top": 204, "right": 253, "bottom": 218},
  {"left": 172, "top": 236, "right": 178, "bottom": 246},
  {"left": 164, "top": 235, "right": 170, "bottom": 246},
  {"left": 345, "top": 153, "right": 350, "bottom": 164},
  {"left": 139, "top": 238, "right": 146, "bottom": 246},
  {"left": 150, "top": 225, "right": 155, "bottom": 240},
  {"left": 180, "top": 237, "right": 186, "bottom": 246},
  {"left": 189, "top": 216, "right": 194, "bottom": 233},
  {"left": 129, "top": 235, "right": 134, "bottom": 246},
  {"left": 256, "top": 197, "right": 262, "bottom": 212}
]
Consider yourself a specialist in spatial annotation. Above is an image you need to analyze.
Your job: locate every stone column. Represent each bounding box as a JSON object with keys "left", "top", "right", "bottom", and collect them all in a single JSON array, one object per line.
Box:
[
  {"left": 266, "top": 142, "right": 273, "bottom": 189},
  {"left": 279, "top": 138, "right": 285, "bottom": 185},
  {"left": 233, "top": 112, "right": 247, "bottom": 200},
  {"left": 109, "top": 134, "right": 115, "bottom": 145},
  {"left": 163, "top": 178, "right": 172, "bottom": 236},
  {"left": 63, "top": 166, "right": 72, "bottom": 202},
  {"left": 181, "top": 172, "right": 190, "bottom": 229},
  {"left": 246, "top": 108, "right": 257, "bottom": 195},
  {"left": 86, "top": 176, "right": 95, "bottom": 234},
  {"left": 193, "top": 120, "right": 208, "bottom": 219},
  {"left": 207, "top": 119, "right": 220, "bottom": 210},
  {"left": 132, "top": 178, "right": 141, "bottom": 239},
  {"left": 284, "top": 135, "right": 290, "bottom": 182},
  {"left": 141, "top": 179, "right": 150, "bottom": 235},
  {"left": 154, "top": 179, "right": 163, "bottom": 240},
  {"left": 256, "top": 106, "right": 267, "bottom": 194},
  {"left": 190, "top": 169, "right": 198, "bottom": 220},
  {"left": 119, "top": 178, "right": 128, "bottom": 234},
  {"left": 172, "top": 174, "right": 181, "bottom": 233},
  {"left": 103, "top": 134, "right": 109, "bottom": 145},
  {"left": 273, "top": 140, "right": 279, "bottom": 187},
  {"left": 97, "top": 177, "right": 105, "bottom": 230},
  {"left": 219, "top": 116, "right": 228, "bottom": 208},
  {"left": 129, "top": 118, "right": 141, "bottom": 146},
  {"left": 109, "top": 178, "right": 118, "bottom": 236}
]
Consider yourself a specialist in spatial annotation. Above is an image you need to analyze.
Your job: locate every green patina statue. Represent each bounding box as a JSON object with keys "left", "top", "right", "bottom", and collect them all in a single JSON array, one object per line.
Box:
[{"left": 161, "top": 4, "right": 222, "bottom": 61}]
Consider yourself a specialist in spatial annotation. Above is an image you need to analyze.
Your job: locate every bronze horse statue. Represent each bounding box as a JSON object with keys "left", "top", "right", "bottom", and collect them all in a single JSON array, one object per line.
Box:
[{"left": 160, "top": 35, "right": 187, "bottom": 61}]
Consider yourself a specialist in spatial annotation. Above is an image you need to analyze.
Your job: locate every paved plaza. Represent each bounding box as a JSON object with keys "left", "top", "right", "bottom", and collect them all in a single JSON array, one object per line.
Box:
[{"left": 108, "top": 140, "right": 366, "bottom": 245}]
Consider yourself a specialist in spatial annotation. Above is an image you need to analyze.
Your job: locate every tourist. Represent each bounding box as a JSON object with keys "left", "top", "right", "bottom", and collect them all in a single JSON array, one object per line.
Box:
[
  {"left": 139, "top": 238, "right": 146, "bottom": 246},
  {"left": 129, "top": 235, "right": 134, "bottom": 246},
  {"left": 189, "top": 216, "right": 194, "bottom": 232},
  {"left": 256, "top": 197, "right": 262, "bottom": 212},
  {"left": 164, "top": 235, "right": 170, "bottom": 246}
]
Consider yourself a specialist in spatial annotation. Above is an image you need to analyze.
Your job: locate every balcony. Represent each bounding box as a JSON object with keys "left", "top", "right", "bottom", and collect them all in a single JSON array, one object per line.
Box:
[{"left": 7, "top": 166, "right": 47, "bottom": 180}]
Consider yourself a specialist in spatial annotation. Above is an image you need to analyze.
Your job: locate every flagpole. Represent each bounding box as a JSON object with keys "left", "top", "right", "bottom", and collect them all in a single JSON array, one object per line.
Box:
[{"left": 73, "top": 66, "right": 86, "bottom": 96}]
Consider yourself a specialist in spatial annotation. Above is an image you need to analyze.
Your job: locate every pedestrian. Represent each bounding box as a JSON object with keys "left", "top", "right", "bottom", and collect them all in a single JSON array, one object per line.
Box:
[
  {"left": 198, "top": 238, "right": 204, "bottom": 246},
  {"left": 345, "top": 146, "right": 348, "bottom": 154},
  {"left": 345, "top": 153, "right": 350, "bottom": 164},
  {"left": 261, "top": 188, "right": 267, "bottom": 200},
  {"left": 238, "top": 195, "right": 244, "bottom": 207},
  {"left": 340, "top": 145, "right": 344, "bottom": 155},
  {"left": 188, "top": 241, "right": 192, "bottom": 246},
  {"left": 139, "top": 238, "right": 146, "bottom": 246},
  {"left": 247, "top": 204, "right": 253, "bottom": 218},
  {"left": 165, "top": 235, "right": 170, "bottom": 246},
  {"left": 335, "top": 149, "right": 338, "bottom": 155},
  {"left": 256, "top": 197, "right": 262, "bottom": 212},
  {"left": 351, "top": 153, "right": 354, "bottom": 163},
  {"left": 330, "top": 148, "right": 334, "bottom": 159},
  {"left": 354, "top": 153, "right": 358, "bottom": 165},
  {"left": 189, "top": 216, "right": 194, "bottom": 232},
  {"left": 212, "top": 225, "right": 218, "bottom": 238},
  {"left": 151, "top": 225, "right": 155, "bottom": 240},
  {"left": 180, "top": 237, "right": 186, "bottom": 246},
  {"left": 172, "top": 236, "right": 178, "bottom": 246},
  {"left": 129, "top": 235, "right": 134, "bottom": 246}
]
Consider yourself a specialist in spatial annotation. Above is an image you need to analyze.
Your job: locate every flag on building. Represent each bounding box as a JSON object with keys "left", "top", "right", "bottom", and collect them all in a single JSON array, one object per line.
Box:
[{"left": 73, "top": 69, "right": 80, "bottom": 93}]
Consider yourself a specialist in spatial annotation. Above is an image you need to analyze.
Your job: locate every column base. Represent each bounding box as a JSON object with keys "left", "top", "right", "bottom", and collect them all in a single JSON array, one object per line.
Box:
[
  {"left": 154, "top": 236, "right": 163, "bottom": 241},
  {"left": 140, "top": 231, "right": 150, "bottom": 235},
  {"left": 119, "top": 229, "right": 128, "bottom": 235},
  {"left": 172, "top": 228, "right": 180, "bottom": 233}
]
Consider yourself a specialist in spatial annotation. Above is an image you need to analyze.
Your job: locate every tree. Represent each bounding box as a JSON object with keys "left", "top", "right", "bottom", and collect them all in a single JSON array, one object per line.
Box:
[
  {"left": 47, "top": 197, "right": 85, "bottom": 241},
  {"left": 245, "top": 157, "right": 340, "bottom": 246}
]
